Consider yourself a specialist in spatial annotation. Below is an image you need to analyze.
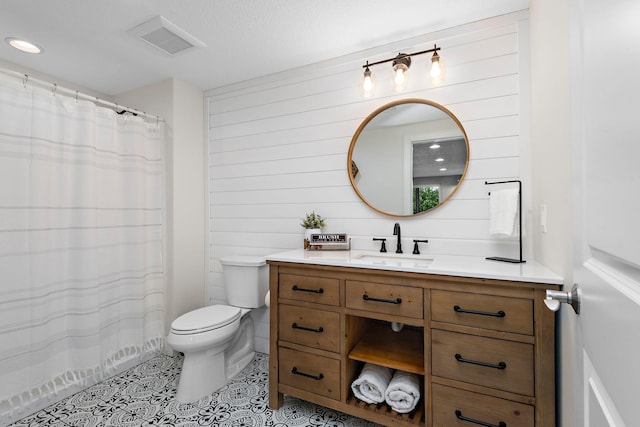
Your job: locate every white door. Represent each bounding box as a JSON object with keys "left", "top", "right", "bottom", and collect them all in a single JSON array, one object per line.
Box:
[{"left": 569, "top": 0, "right": 640, "bottom": 425}]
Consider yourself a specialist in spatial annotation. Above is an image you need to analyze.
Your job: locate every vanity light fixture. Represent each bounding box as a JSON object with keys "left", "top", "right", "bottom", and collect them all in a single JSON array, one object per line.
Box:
[
  {"left": 359, "top": 44, "right": 442, "bottom": 97},
  {"left": 5, "top": 37, "right": 42, "bottom": 54}
]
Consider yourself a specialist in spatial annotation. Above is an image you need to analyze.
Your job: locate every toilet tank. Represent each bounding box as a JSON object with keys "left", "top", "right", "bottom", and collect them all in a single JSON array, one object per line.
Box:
[{"left": 220, "top": 256, "right": 268, "bottom": 308}]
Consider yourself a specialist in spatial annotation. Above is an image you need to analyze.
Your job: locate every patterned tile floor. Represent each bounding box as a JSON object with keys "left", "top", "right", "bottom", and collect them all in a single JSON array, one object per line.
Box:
[{"left": 10, "top": 353, "right": 381, "bottom": 427}]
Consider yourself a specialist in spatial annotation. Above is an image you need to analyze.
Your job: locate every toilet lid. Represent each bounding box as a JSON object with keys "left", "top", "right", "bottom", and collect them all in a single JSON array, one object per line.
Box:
[
  {"left": 220, "top": 255, "right": 265, "bottom": 267},
  {"left": 170, "top": 305, "right": 241, "bottom": 334}
]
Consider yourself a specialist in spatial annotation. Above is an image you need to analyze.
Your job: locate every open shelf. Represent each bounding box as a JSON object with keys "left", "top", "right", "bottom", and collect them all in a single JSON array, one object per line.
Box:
[
  {"left": 346, "top": 393, "right": 425, "bottom": 426},
  {"left": 348, "top": 322, "right": 424, "bottom": 374}
]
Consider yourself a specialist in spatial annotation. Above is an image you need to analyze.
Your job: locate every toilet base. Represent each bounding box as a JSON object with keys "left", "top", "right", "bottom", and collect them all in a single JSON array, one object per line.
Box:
[
  {"left": 176, "top": 346, "right": 227, "bottom": 403},
  {"left": 225, "top": 314, "right": 255, "bottom": 379},
  {"left": 174, "top": 315, "right": 255, "bottom": 403}
]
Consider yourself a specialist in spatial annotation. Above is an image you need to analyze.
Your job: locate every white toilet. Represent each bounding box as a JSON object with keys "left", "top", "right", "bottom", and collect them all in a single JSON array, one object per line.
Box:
[{"left": 166, "top": 255, "right": 268, "bottom": 402}]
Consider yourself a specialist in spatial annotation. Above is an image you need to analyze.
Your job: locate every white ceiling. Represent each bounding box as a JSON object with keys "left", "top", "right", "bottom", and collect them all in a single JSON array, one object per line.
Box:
[{"left": 0, "top": 0, "right": 529, "bottom": 96}]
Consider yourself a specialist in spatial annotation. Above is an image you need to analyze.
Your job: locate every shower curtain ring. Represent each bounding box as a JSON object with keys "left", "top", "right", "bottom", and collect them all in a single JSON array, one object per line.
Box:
[
  {"left": 52, "top": 83, "right": 57, "bottom": 96},
  {"left": 23, "top": 74, "right": 28, "bottom": 88}
]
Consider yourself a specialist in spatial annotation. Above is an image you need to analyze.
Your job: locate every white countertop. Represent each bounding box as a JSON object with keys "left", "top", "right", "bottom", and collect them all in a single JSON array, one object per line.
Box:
[{"left": 266, "top": 249, "right": 563, "bottom": 285}]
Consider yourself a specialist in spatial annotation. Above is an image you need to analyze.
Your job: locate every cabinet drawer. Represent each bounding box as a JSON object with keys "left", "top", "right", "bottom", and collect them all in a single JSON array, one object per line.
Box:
[
  {"left": 279, "top": 274, "right": 340, "bottom": 306},
  {"left": 431, "top": 290, "right": 533, "bottom": 335},
  {"left": 279, "top": 304, "right": 340, "bottom": 352},
  {"left": 432, "top": 383, "right": 534, "bottom": 427},
  {"left": 346, "top": 281, "right": 423, "bottom": 319},
  {"left": 432, "top": 329, "right": 534, "bottom": 396},
  {"left": 279, "top": 347, "right": 340, "bottom": 400}
]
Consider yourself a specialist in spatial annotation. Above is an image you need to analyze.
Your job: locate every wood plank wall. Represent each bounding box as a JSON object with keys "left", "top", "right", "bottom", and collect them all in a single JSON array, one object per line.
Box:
[{"left": 206, "top": 12, "right": 530, "bottom": 353}]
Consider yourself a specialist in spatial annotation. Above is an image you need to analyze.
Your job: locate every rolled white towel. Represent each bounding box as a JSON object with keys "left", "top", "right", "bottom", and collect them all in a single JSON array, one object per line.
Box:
[
  {"left": 351, "top": 363, "right": 393, "bottom": 404},
  {"left": 384, "top": 370, "right": 421, "bottom": 413}
]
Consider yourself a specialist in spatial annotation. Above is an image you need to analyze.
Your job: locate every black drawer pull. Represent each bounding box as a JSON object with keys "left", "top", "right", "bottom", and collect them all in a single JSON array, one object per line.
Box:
[
  {"left": 292, "top": 285, "right": 324, "bottom": 294},
  {"left": 362, "top": 294, "right": 402, "bottom": 304},
  {"left": 455, "top": 410, "right": 506, "bottom": 427},
  {"left": 453, "top": 305, "right": 506, "bottom": 318},
  {"left": 291, "top": 322, "right": 324, "bottom": 333},
  {"left": 291, "top": 367, "right": 324, "bottom": 380},
  {"left": 455, "top": 353, "right": 506, "bottom": 370}
]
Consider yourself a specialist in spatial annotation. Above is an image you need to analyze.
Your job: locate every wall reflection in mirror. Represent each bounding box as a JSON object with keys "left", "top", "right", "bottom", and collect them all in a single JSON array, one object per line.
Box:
[{"left": 348, "top": 99, "right": 469, "bottom": 216}]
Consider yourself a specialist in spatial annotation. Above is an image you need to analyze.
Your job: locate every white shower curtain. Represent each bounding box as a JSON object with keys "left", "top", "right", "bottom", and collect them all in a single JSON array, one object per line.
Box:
[{"left": 0, "top": 74, "right": 166, "bottom": 423}]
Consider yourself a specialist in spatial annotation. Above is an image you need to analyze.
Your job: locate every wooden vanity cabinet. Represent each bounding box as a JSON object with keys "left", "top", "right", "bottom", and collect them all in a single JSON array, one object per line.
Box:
[{"left": 268, "top": 261, "right": 559, "bottom": 427}]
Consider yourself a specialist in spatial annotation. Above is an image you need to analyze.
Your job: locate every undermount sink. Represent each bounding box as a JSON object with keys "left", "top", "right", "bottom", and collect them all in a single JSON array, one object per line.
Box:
[
  {"left": 300, "top": 250, "right": 434, "bottom": 270},
  {"left": 351, "top": 251, "right": 434, "bottom": 269}
]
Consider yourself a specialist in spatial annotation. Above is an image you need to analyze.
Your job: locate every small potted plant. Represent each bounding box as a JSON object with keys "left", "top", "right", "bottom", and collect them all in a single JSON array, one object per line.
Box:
[{"left": 301, "top": 211, "right": 326, "bottom": 243}]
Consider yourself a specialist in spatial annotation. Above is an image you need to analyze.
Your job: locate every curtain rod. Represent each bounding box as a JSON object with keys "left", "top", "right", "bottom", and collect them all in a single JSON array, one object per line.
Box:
[{"left": 0, "top": 67, "right": 164, "bottom": 123}]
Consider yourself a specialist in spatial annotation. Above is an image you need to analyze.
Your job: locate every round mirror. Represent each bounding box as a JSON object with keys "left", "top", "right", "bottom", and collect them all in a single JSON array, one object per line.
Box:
[{"left": 348, "top": 98, "right": 469, "bottom": 216}]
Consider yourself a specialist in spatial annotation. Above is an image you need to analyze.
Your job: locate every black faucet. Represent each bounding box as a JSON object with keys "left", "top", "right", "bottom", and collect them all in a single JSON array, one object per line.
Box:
[{"left": 393, "top": 222, "right": 402, "bottom": 253}]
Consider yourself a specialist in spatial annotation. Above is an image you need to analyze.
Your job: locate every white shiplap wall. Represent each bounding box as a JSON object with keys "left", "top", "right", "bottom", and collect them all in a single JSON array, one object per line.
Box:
[{"left": 206, "top": 12, "right": 531, "bottom": 353}]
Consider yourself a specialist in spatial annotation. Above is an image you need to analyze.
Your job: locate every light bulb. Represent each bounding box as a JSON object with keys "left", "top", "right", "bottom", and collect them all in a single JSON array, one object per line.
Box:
[
  {"left": 359, "top": 66, "right": 376, "bottom": 98},
  {"left": 430, "top": 58, "right": 441, "bottom": 79},
  {"left": 429, "top": 49, "right": 444, "bottom": 85},
  {"left": 394, "top": 67, "right": 406, "bottom": 85},
  {"left": 392, "top": 64, "right": 409, "bottom": 92},
  {"left": 391, "top": 54, "right": 411, "bottom": 92},
  {"left": 363, "top": 73, "right": 374, "bottom": 91}
]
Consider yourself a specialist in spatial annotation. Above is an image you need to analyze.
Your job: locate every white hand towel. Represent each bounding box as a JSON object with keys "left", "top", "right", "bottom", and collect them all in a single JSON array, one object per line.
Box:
[
  {"left": 384, "top": 370, "right": 421, "bottom": 413},
  {"left": 489, "top": 188, "right": 519, "bottom": 238},
  {"left": 351, "top": 363, "right": 393, "bottom": 404}
]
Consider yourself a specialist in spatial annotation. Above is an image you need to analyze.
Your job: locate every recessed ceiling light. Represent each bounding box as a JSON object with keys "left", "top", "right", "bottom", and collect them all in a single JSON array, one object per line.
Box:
[
  {"left": 440, "top": 168, "right": 447, "bottom": 171},
  {"left": 5, "top": 37, "right": 42, "bottom": 54},
  {"left": 429, "top": 144, "right": 440, "bottom": 149},
  {"left": 435, "top": 157, "right": 444, "bottom": 162}
]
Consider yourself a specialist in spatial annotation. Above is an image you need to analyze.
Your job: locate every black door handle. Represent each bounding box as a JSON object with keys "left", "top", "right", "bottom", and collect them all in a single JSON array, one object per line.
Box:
[
  {"left": 291, "top": 323, "right": 324, "bottom": 333},
  {"left": 291, "top": 367, "right": 324, "bottom": 380},
  {"left": 455, "top": 410, "right": 506, "bottom": 427},
  {"left": 362, "top": 294, "right": 402, "bottom": 304},
  {"left": 292, "top": 285, "right": 324, "bottom": 294},
  {"left": 455, "top": 353, "right": 506, "bottom": 370},
  {"left": 453, "top": 305, "right": 505, "bottom": 318}
]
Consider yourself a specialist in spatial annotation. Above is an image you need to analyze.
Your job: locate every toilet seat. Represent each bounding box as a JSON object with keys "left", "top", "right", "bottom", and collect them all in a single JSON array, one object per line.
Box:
[{"left": 170, "top": 305, "right": 241, "bottom": 335}]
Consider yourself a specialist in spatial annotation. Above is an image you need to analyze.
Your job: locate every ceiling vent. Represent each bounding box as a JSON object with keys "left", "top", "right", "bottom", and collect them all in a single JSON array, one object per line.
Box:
[{"left": 128, "top": 16, "right": 205, "bottom": 55}]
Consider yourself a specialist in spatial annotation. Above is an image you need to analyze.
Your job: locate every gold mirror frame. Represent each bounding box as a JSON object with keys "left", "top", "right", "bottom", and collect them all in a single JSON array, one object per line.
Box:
[{"left": 347, "top": 98, "right": 470, "bottom": 217}]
